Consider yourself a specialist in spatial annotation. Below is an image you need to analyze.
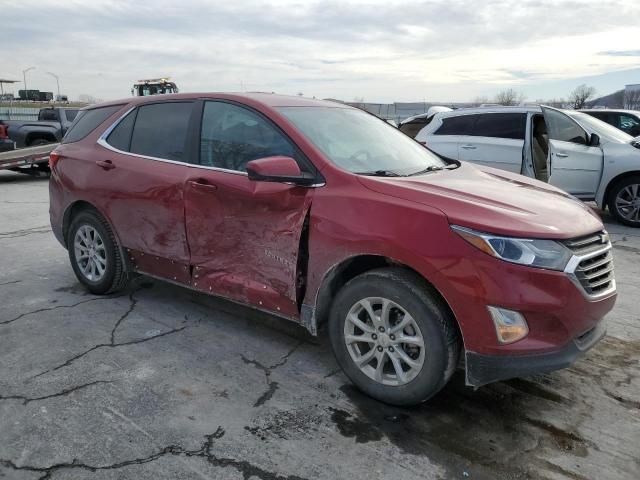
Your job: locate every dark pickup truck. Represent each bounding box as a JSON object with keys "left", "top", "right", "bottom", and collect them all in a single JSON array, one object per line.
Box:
[{"left": 0, "top": 107, "right": 79, "bottom": 148}]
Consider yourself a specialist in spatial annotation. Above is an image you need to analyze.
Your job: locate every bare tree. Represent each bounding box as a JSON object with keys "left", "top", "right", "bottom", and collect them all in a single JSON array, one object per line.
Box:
[
  {"left": 624, "top": 89, "right": 640, "bottom": 110},
  {"left": 472, "top": 95, "right": 489, "bottom": 106},
  {"left": 494, "top": 88, "right": 525, "bottom": 106},
  {"left": 568, "top": 84, "right": 597, "bottom": 109}
]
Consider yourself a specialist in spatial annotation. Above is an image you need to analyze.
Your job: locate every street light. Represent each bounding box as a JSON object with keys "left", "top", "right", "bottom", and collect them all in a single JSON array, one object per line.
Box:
[
  {"left": 22, "top": 66, "right": 35, "bottom": 100},
  {"left": 46, "top": 72, "right": 60, "bottom": 101}
]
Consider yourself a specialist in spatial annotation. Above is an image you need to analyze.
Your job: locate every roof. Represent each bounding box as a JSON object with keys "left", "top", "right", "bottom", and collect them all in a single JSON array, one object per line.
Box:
[
  {"left": 435, "top": 105, "right": 543, "bottom": 117},
  {"left": 90, "top": 92, "right": 349, "bottom": 110},
  {"left": 578, "top": 109, "right": 640, "bottom": 115}
]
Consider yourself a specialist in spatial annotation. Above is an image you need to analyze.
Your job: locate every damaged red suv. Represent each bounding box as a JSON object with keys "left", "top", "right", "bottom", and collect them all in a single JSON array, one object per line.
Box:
[{"left": 49, "top": 93, "right": 616, "bottom": 405}]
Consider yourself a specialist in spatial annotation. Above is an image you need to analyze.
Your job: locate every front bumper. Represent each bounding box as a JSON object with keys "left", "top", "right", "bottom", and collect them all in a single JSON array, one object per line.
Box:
[{"left": 465, "top": 320, "right": 606, "bottom": 387}]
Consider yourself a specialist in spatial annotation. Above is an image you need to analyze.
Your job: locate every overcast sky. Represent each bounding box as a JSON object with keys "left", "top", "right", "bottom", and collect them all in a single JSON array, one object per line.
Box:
[{"left": 2, "top": 0, "right": 639, "bottom": 102}]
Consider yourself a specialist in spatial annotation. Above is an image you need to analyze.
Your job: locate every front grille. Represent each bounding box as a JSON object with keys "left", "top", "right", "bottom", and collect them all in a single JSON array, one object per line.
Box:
[{"left": 563, "top": 231, "right": 615, "bottom": 297}]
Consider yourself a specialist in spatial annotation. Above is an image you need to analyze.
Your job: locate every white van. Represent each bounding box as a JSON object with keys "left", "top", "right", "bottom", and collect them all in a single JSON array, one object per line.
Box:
[{"left": 416, "top": 106, "right": 640, "bottom": 227}]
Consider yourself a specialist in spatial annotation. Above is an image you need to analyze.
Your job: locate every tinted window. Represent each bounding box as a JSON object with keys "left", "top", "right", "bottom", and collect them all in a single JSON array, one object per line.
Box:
[
  {"left": 64, "top": 109, "right": 79, "bottom": 122},
  {"left": 434, "top": 114, "right": 478, "bottom": 135},
  {"left": 130, "top": 102, "right": 193, "bottom": 161},
  {"left": 545, "top": 109, "right": 587, "bottom": 144},
  {"left": 200, "top": 101, "right": 299, "bottom": 172},
  {"left": 63, "top": 105, "right": 122, "bottom": 143},
  {"left": 106, "top": 109, "right": 137, "bottom": 151},
  {"left": 472, "top": 113, "right": 526, "bottom": 140},
  {"left": 39, "top": 109, "right": 57, "bottom": 121}
]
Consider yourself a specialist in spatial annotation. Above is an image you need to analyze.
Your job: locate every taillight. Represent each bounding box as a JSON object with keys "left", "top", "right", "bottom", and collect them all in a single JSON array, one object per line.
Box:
[
  {"left": 0, "top": 125, "right": 7, "bottom": 139},
  {"left": 49, "top": 151, "right": 61, "bottom": 169}
]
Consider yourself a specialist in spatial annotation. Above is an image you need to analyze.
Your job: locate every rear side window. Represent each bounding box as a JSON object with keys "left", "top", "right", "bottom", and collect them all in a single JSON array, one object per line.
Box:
[
  {"left": 434, "top": 114, "right": 478, "bottom": 135},
  {"left": 472, "top": 113, "right": 526, "bottom": 140},
  {"left": 106, "top": 109, "right": 137, "bottom": 152},
  {"left": 130, "top": 102, "right": 193, "bottom": 162},
  {"left": 63, "top": 105, "right": 122, "bottom": 144}
]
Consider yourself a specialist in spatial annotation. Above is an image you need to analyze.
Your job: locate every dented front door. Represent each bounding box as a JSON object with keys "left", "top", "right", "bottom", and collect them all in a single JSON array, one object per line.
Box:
[
  {"left": 184, "top": 99, "right": 315, "bottom": 318},
  {"left": 184, "top": 169, "right": 312, "bottom": 318}
]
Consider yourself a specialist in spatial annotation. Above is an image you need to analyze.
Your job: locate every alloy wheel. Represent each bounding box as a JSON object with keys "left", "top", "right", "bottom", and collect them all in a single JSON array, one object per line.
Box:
[
  {"left": 615, "top": 183, "right": 640, "bottom": 222},
  {"left": 343, "top": 297, "right": 425, "bottom": 386},
  {"left": 74, "top": 225, "right": 107, "bottom": 282}
]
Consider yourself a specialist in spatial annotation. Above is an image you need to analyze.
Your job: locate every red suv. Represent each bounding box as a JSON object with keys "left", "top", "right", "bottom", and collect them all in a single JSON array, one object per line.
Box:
[{"left": 49, "top": 93, "right": 617, "bottom": 406}]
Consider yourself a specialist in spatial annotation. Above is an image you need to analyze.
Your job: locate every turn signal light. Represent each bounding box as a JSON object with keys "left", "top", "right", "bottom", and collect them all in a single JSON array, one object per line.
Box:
[{"left": 487, "top": 306, "right": 529, "bottom": 344}]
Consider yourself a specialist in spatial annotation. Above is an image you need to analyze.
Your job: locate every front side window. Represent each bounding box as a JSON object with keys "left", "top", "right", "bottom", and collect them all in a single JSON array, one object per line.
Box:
[
  {"left": 63, "top": 105, "right": 123, "bottom": 143},
  {"left": 278, "top": 106, "right": 446, "bottom": 175},
  {"left": 472, "top": 113, "right": 526, "bottom": 140},
  {"left": 130, "top": 102, "right": 193, "bottom": 161},
  {"left": 619, "top": 114, "right": 640, "bottom": 133},
  {"left": 434, "top": 114, "right": 478, "bottom": 136},
  {"left": 544, "top": 109, "right": 587, "bottom": 144},
  {"left": 200, "top": 101, "right": 299, "bottom": 172}
]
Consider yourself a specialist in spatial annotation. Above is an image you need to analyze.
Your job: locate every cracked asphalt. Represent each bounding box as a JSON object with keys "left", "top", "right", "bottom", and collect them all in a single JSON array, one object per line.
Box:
[{"left": 0, "top": 170, "right": 638, "bottom": 480}]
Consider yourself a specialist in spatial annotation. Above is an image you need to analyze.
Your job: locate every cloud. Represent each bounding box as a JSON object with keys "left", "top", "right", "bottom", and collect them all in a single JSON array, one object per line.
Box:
[
  {"left": 598, "top": 50, "right": 640, "bottom": 57},
  {"left": 2, "top": 0, "right": 639, "bottom": 102}
]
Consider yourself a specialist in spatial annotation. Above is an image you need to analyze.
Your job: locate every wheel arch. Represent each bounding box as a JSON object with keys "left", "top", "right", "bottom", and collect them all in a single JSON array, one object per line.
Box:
[
  {"left": 62, "top": 200, "right": 132, "bottom": 273},
  {"left": 308, "top": 254, "right": 463, "bottom": 344},
  {"left": 26, "top": 131, "right": 57, "bottom": 145},
  {"left": 601, "top": 170, "right": 640, "bottom": 209}
]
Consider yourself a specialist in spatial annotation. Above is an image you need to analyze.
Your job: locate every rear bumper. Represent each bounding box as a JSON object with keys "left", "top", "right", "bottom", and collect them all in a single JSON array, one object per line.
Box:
[{"left": 465, "top": 320, "right": 606, "bottom": 387}]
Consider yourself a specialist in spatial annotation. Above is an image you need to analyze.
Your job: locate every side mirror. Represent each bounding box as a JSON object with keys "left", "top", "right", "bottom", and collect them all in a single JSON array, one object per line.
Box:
[
  {"left": 588, "top": 133, "right": 600, "bottom": 147},
  {"left": 246, "top": 156, "right": 316, "bottom": 186}
]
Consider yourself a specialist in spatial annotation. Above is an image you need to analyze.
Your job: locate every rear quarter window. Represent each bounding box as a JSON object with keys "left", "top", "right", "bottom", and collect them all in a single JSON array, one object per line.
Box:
[{"left": 62, "top": 105, "right": 123, "bottom": 144}]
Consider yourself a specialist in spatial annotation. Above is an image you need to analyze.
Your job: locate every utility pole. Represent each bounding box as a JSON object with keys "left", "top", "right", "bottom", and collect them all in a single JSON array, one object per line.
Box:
[
  {"left": 47, "top": 72, "right": 60, "bottom": 100},
  {"left": 22, "top": 67, "right": 35, "bottom": 100}
]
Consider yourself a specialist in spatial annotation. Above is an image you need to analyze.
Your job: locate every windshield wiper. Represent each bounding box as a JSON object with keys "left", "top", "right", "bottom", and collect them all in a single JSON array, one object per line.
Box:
[
  {"left": 356, "top": 170, "right": 401, "bottom": 177},
  {"left": 408, "top": 166, "right": 444, "bottom": 176}
]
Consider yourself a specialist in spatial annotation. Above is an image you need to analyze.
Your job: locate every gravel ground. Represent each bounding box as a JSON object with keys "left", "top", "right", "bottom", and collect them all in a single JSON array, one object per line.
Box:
[{"left": 0, "top": 170, "right": 638, "bottom": 480}]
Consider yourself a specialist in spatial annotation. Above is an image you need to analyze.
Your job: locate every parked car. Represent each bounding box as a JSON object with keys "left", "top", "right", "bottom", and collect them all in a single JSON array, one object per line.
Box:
[
  {"left": 49, "top": 94, "right": 616, "bottom": 406},
  {"left": 416, "top": 106, "right": 640, "bottom": 227},
  {"left": 398, "top": 106, "right": 452, "bottom": 138},
  {"left": 0, "top": 107, "right": 79, "bottom": 148},
  {"left": 579, "top": 109, "right": 640, "bottom": 137}
]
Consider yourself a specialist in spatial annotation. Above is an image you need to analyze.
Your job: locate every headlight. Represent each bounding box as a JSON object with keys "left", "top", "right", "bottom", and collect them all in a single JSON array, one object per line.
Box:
[{"left": 451, "top": 225, "right": 573, "bottom": 271}]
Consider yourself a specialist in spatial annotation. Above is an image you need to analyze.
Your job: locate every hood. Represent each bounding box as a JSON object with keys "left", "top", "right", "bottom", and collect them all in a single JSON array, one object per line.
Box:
[{"left": 358, "top": 163, "right": 603, "bottom": 239}]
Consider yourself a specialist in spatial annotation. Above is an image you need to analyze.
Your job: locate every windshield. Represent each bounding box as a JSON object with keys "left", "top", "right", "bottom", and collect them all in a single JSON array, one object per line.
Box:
[
  {"left": 277, "top": 106, "right": 447, "bottom": 175},
  {"left": 568, "top": 112, "right": 633, "bottom": 143}
]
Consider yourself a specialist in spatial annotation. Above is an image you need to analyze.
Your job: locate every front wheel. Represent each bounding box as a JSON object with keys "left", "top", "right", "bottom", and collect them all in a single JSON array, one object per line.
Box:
[
  {"left": 328, "top": 268, "right": 460, "bottom": 406},
  {"left": 608, "top": 176, "right": 640, "bottom": 227}
]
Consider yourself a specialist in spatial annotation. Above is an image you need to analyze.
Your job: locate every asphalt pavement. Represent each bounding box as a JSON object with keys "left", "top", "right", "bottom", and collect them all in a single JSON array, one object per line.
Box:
[{"left": 0, "top": 170, "right": 638, "bottom": 480}]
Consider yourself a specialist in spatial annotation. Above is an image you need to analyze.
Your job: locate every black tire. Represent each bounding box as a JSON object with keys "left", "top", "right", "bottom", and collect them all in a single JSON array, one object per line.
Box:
[
  {"left": 28, "top": 139, "right": 52, "bottom": 147},
  {"left": 68, "top": 210, "right": 129, "bottom": 294},
  {"left": 329, "top": 267, "right": 460, "bottom": 406},
  {"left": 607, "top": 175, "right": 640, "bottom": 227}
]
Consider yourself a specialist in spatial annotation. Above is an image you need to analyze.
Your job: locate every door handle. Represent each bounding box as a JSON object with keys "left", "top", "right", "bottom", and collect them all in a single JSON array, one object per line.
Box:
[
  {"left": 555, "top": 153, "right": 569, "bottom": 158},
  {"left": 187, "top": 179, "right": 217, "bottom": 191},
  {"left": 460, "top": 144, "right": 477, "bottom": 150},
  {"left": 95, "top": 160, "right": 115, "bottom": 170}
]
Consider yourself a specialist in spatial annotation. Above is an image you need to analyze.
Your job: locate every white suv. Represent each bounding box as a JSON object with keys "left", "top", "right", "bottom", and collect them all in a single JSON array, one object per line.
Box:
[{"left": 416, "top": 106, "right": 640, "bottom": 227}]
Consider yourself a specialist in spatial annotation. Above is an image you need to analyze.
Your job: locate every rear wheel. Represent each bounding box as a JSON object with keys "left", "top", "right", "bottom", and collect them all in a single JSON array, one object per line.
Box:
[
  {"left": 329, "top": 268, "right": 460, "bottom": 406},
  {"left": 608, "top": 176, "right": 640, "bottom": 227},
  {"left": 68, "top": 210, "right": 128, "bottom": 294},
  {"left": 28, "top": 138, "right": 52, "bottom": 147}
]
